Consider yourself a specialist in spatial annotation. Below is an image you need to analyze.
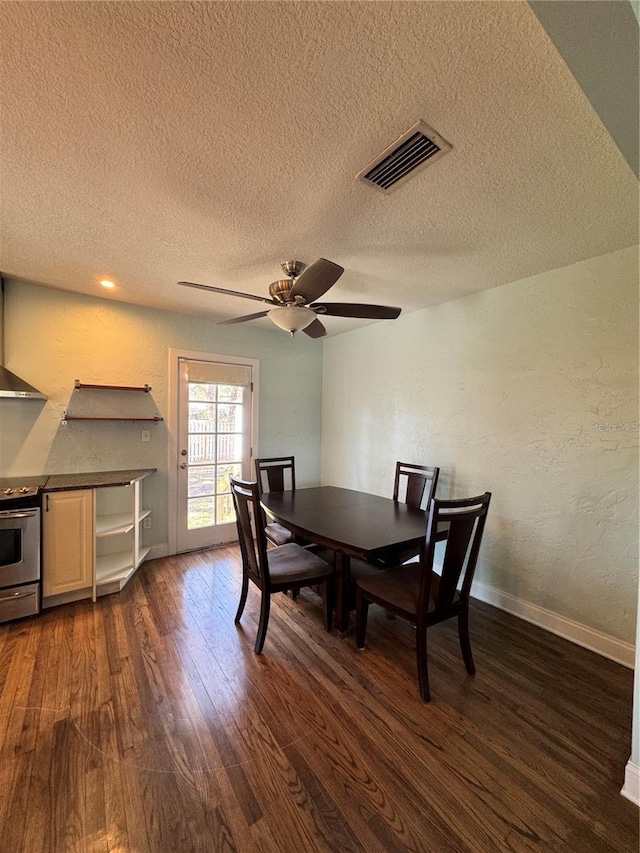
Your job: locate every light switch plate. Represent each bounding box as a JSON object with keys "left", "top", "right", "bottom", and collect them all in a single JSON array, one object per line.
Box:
[{"left": 141, "top": 429, "right": 151, "bottom": 442}]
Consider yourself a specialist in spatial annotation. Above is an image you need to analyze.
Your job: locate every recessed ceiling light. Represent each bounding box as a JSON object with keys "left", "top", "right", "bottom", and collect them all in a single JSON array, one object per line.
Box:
[{"left": 99, "top": 279, "right": 116, "bottom": 289}]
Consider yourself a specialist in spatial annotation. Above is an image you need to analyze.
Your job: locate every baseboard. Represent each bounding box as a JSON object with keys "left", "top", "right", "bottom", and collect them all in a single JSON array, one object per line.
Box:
[
  {"left": 42, "top": 587, "right": 93, "bottom": 609},
  {"left": 147, "top": 542, "right": 170, "bottom": 561},
  {"left": 621, "top": 760, "right": 640, "bottom": 806},
  {"left": 147, "top": 540, "right": 239, "bottom": 560},
  {"left": 472, "top": 581, "right": 635, "bottom": 669}
]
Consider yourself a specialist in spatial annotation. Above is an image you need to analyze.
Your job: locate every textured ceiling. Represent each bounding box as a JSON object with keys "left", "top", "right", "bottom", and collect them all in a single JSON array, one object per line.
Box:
[{"left": 1, "top": 1, "right": 637, "bottom": 336}]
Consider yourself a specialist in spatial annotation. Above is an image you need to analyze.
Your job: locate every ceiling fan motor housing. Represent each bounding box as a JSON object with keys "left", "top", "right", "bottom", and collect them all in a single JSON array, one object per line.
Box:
[
  {"left": 269, "top": 279, "right": 295, "bottom": 303},
  {"left": 281, "top": 260, "right": 305, "bottom": 278}
]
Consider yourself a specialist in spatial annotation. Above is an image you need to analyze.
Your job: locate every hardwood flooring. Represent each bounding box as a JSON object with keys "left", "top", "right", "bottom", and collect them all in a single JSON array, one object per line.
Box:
[{"left": 0, "top": 545, "right": 637, "bottom": 852}]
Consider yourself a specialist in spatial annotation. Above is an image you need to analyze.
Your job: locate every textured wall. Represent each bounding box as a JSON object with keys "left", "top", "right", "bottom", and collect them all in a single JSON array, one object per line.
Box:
[
  {"left": 321, "top": 246, "right": 639, "bottom": 643},
  {"left": 0, "top": 282, "right": 323, "bottom": 547}
]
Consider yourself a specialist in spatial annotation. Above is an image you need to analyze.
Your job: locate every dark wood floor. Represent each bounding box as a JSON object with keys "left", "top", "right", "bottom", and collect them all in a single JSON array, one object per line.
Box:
[{"left": 0, "top": 545, "right": 637, "bottom": 852}]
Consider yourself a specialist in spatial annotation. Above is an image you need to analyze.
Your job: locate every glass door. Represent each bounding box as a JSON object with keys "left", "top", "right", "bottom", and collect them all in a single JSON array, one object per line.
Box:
[{"left": 176, "top": 358, "right": 254, "bottom": 552}]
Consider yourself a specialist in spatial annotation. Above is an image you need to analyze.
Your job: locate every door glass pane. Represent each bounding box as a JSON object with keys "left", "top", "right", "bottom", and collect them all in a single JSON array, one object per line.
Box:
[
  {"left": 189, "top": 402, "right": 216, "bottom": 432},
  {"left": 217, "top": 494, "right": 235, "bottom": 525},
  {"left": 188, "top": 496, "right": 216, "bottom": 529},
  {"left": 189, "top": 382, "right": 217, "bottom": 402},
  {"left": 189, "top": 434, "right": 216, "bottom": 464},
  {"left": 188, "top": 465, "right": 216, "bottom": 497},
  {"left": 218, "top": 385, "right": 243, "bottom": 403},
  {"left": 216, "top": 463, "right": 241, "bottom": 494},
  {"left": 218, "top": 433, "right": 242, "bottom": 463},
  {"left": 217, "top": 403, "right": 242, "bottom": 433}
]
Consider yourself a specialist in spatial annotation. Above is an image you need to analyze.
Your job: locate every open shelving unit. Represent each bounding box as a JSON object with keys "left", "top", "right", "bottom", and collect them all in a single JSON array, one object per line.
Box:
[{"left": 94, "top": 479, "right": 151, "bottom": 597}]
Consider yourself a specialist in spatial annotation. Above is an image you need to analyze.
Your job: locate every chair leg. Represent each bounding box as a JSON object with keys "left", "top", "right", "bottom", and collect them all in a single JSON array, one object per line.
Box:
[
  {"left": 235, "top": 573, "right": 249, "bottom": 624},
  {"left": 321, "top": 580, "right": 332, "bottom": 632},
  {"left": 416, "top": 621, "right": 431, "bottom": 702},
  {"left": 355, "top": 588, "right": 368, "bottom": 649},
  {"left": 254, "top": 592, "right": 271, "bottom": 654},
  {"left": 458, "top": 604, "right": 476, "bottom": 676},
  {"left": 291, "top": 588, "right": 299, "bottom": 601}
]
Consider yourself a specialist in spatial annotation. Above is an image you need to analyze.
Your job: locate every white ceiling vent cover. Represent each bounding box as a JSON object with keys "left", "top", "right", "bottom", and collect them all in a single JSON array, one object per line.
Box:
[{"left": 357, "top": 120, "right": 452, "bottom": 192}]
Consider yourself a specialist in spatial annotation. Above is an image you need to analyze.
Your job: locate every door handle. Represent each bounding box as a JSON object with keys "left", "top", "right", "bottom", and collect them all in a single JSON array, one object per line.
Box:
[
  {"left": 180, "top": 449, "right": 187, "bottom": 456},
  {"left": 180, "top": 463, "right": 187, "bottom": 469}
]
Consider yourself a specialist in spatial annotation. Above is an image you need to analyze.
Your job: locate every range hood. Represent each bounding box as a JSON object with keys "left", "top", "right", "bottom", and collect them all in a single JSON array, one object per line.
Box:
[
  {"left": 0, "top": 275, "right": 46, "bottom": 399},
  {"left": 0, "top": 364, "right": 46, "bottom": 399}
]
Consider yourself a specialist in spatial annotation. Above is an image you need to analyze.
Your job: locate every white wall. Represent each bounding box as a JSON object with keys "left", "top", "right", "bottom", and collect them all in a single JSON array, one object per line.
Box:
[
  {"left": 322, "top": 245, "right": 639, "bottom": 645},
  {"left": 0, "top": 282, "right": 324, "bottom": 547}
]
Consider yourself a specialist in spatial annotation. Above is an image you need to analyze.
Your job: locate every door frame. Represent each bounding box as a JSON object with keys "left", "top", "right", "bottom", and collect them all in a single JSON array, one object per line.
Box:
[{"left": 167, "top": 347, "right": 259, "bottom": 556}]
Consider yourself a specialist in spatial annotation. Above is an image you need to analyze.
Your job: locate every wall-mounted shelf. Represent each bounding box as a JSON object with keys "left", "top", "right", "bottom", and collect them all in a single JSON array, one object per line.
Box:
[
  {"left": 61, "top": 379, "right": 163, "bottom": 424},
  {"left": 62, "top": 415, "right": 163, "bottom": 423},
  {"left": 74, "top": 380, "right": 152, "bottom": 392}
]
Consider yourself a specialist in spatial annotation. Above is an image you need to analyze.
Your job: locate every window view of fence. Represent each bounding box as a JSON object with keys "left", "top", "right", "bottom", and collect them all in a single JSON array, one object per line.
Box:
[{"left": 187, "top": 382, "right": 243, "bottom": 529}]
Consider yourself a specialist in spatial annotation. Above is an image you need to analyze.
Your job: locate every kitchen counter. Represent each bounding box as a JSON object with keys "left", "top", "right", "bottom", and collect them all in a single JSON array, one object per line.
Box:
[{"left": 43, "top": 468, "right": 156, "bottom": 492}]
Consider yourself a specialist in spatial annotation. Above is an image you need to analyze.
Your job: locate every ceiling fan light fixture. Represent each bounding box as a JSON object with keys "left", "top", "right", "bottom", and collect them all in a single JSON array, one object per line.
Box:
[{"left": 268, "top": 305, "right": 316, "bottom": 336}]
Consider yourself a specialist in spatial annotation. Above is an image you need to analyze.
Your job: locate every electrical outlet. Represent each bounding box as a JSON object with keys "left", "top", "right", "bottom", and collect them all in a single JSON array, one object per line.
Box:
[
  {"left": 141, "top": 429, "right": 151, "bottom": 442},
  {"left": 143, "top": 517, "right": 152, "bottom": 529}
]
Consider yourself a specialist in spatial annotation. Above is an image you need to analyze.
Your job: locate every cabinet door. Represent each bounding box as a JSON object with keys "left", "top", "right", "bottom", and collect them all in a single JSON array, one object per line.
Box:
[{"left": 43, "top": 490, "right": 94, "bottom": 596}]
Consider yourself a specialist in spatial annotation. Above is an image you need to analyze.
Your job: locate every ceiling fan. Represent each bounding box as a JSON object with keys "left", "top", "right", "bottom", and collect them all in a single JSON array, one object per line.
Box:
[{"left": 178, "top": 258, "right": 401, "bottom": 338}]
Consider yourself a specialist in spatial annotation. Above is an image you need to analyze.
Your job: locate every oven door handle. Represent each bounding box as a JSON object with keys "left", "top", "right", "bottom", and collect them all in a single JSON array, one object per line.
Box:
[
  {"left": 0, "top": 510, "right": 38, "bottom": 519},
  {"left": 0, "top": 589, "right": 37, "bottom": 601}
]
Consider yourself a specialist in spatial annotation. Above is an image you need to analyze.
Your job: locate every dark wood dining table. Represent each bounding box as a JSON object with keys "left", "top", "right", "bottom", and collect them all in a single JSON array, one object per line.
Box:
[{"left": 261, "top": 485, "right": 447, "bottom": 631}]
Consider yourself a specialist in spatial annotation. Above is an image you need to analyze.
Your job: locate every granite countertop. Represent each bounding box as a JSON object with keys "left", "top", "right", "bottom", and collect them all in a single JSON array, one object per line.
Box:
[{"left": 43, "top": 468, "right": 156, "bottom": 492}]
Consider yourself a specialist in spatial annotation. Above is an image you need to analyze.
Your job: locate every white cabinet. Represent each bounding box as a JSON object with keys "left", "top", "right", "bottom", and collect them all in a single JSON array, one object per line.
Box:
[
  {"left": 42, "top": 489, "right": 94, "bottom": 598},
  {"left": 43, "top": 475, "right": 153, "bottom": 607}
]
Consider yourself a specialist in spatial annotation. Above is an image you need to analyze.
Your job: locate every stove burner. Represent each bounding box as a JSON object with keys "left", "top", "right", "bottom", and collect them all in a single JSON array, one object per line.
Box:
[
  {"left": 2, "top": 487, "right": 37, "bottom": 498},
  {"left": 0, "top": 476, "right": 47, "bottom": 504}
]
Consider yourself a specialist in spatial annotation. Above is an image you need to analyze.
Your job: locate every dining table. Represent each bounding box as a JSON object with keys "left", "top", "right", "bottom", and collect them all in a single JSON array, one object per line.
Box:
[{"left": 260, "top": 485, "right": 447, "bottom": 631}]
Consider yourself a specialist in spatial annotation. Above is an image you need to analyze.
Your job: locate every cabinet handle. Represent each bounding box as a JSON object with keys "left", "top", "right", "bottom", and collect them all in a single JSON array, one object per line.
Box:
[{"left": 46, "top": 494, "right": 49, "bottom": 512}]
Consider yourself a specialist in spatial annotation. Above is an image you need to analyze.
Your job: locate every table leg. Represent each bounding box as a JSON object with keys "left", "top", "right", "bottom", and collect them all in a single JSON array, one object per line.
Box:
[{"left": 334, "top": 552, "right": 351, "bottom": 633}]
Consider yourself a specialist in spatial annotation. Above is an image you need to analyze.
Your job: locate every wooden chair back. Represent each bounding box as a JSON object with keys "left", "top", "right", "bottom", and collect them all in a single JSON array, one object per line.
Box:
[
  {"left": 421, "top": 492, "right": 491, "bottom": 618},
  {"left": 393, "top": 462, "right": 439, "bottom": 510},
  {"left": 229, "top": 476, "right": 269, "bottom": 587},
  {"left": 255, "top": 456, "right": 296, "bottom": 495}
]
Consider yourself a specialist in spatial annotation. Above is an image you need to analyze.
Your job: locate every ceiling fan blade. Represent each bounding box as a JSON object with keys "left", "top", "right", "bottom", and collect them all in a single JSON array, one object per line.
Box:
[
  {"left": 312, "top": 302, "right": 401, "bottom": 319},
  {"left": 178, "top": 281, "right": 276, "bottom": 305},
  {"left": 289, "top": 258, "right": 344, "bottom": 304},
  {"left": 217, "top": 310, "right": 270, "bottom": 326},
  {"left": 302, "top": 318, "right": 327, "bottom": 338}
]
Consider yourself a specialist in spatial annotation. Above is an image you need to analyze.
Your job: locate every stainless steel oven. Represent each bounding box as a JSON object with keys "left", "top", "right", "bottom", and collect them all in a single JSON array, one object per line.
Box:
[{"left": 0, "top": 477, "right": 45, "bottom": 623}]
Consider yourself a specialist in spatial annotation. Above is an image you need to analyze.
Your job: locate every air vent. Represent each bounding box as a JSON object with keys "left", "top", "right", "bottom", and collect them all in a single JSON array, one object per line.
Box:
[{"left": 357, "top": 120, "right": 452, "bottom": 192}]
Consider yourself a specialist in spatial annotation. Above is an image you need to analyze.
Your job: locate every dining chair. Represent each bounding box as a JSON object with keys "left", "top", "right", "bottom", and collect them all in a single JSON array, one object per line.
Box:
[
  {"left": 394, "top": 461, "right": 439, "bottom": 508},
  {"left": 373, "top": 462, "right": 440, "bottom": 567},
  {"left": 254, "top": 456, "right": 296, "bottom": 546},
  {"left": 230, "top": 475, "right": 334, "bottom": 653},
  {"left": 356, "top": 491, "right": 492, "bottom": 702}
]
